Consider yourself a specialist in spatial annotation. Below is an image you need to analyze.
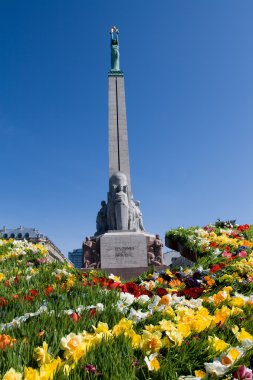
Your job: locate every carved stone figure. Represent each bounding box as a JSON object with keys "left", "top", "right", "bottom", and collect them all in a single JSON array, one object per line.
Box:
[
  {"left": 148, "top": 235, "right": 163, "bottom": 266},
  {"left": 95, "top": 170, "right": 145, "bottom": 233},
  {"left": 134, "top": 200, "right": 145, "bottom": 231},
  {"left": 107, "top": 191, "right": 116, "bottom": 230},
  {"left": 128, "top": 197, "right": 136, "bottom": 230},
  {"left": 114, "top": 184, "right": 129, "bottom": 230},
  {"left": 108, "top": 171, "right": 129, "bottom": 230},
  {"left": 110, "top": 26, "right": 120, "bottom": 72},
  {"left": 95, "top": 200, "right": 108, "bottom": 235},
  {"left": 153, "top": 234, "right": 164, "bottom": 265}
]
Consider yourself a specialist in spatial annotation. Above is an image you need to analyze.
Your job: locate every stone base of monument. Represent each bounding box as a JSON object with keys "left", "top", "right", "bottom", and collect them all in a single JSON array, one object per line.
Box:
[
  {"left": 100, "top": 231, "right": 153, "bottom": 268},
  {"left": 81, "top": 265, "right": 168, "bottom": 280},
  {"left": 81, "top": 231, "right": 167, "bottom": 280}
]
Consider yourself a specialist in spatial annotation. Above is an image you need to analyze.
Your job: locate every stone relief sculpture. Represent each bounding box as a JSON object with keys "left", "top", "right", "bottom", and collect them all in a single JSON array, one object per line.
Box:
[
  {"left": 82, "top": 236, "right": 100, "bottom": 268},
  {"left": 148, "top": 234, "right": 164, "bottom": 266}
]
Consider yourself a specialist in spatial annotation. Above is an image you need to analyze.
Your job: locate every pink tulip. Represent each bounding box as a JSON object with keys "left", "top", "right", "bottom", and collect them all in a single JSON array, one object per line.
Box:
[
  {"left": 222, "top": 251, "right": 232, "bottom": 258},
  {"left": 233, "top": 365, "right": 253, "bottom": 379},
  {"left": 238, "top": 251, "right": 247, "bottom": 258}
]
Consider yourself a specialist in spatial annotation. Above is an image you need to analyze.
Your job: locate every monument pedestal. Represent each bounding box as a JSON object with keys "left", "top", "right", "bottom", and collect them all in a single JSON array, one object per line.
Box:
[
  {"left": 81, "top": 231, "right": 166, "bottom": 280},
  {"left": 100, "top": 231, "right": 153, "bottom": 268}
]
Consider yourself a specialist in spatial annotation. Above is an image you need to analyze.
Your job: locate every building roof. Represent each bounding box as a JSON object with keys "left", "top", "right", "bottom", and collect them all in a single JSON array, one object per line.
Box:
[{"left": 0, "top": 226, "right": 44, "bottom": 239}]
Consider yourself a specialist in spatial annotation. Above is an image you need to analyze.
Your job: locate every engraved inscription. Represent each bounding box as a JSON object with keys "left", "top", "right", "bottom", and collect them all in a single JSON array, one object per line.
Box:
[
  {"left": 115, "top": 246, "right": 134, "bottom": 258},
  {"left": 100, "top": 234, "right": 148, "bottom": 268}
]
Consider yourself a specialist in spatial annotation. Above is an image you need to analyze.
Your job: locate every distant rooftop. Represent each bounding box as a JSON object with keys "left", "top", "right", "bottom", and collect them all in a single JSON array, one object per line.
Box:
[{"left": 0, "top": 226, "right": 44, "bottom": 239}]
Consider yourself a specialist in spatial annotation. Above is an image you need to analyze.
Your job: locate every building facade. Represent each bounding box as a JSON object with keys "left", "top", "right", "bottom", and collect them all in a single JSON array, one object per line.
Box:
[{"left": 68, "top": 248, "right": 83, "bottom": 268}]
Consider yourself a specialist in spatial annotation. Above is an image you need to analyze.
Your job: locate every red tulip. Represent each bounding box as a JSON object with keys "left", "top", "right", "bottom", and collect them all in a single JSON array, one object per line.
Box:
[
  {"left": 45, "top": 286, "right": 54, "bottom": 296},
  {"left": 70, "top": 312, "right": 80, "bottom": 322}
]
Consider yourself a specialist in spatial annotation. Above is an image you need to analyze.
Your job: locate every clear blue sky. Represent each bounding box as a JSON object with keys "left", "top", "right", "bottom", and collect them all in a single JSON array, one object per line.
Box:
[{"left": 1, "top": 0, "right": 252, "bottom": 255}]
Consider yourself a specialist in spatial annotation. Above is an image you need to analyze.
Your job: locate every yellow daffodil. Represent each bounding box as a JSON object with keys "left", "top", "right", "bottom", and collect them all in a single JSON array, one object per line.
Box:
[
  {"left": 144, "top": 353, "right": 160, "bottom": 371},
  {"left": 39, "top": 357, "right": 62, "bottom": 380},
  {"left": 144, "top": 324, "right": 160, "bottom": 333},
  {"left": 125, "top": 330, "right": 141, "bottom": 349},
  {"left": 24, "top": 367, "right": 40, "bottom": 380},
  {"left": 230, "top": 306, "right": 244, "bottom": 316},
  {"left": 214, "top": 305, "right": 231, "bottom": 325},
  {"left": 2, "top": 368, "right": 22, "bottom": 380},
  {"left": 34, "top": 341, "right": 51, "bottom": 367},
  {"left": 141, "top": 330, "right": 163, "bottom": 353},
  {"left": 66, "top": 275, "right": 75, "bottom": 288},
  {"left": 63, "top": 364, "right": 71, "bottom": 376},
  {"left": 165, "top": 327, "right": 183, "bottom": 346},
  {"left": 161, "top": 336, "right": 172, "bottom": 349},
  {"left": 60, "top": 333, "right": 88, "bottom": 363},
  {"left": 112, "top": 318, "right": 133, "bottom": 336},
  {"left": 212, "top": 292, "right": 226, "bottom": 306},
  {"left": 176, "top": 305, "right": 195, "bottom": 319},
  {"left": 194, "top": 370, "right": 206, "bottom": 378},
  {"left": 159, "top": 319, "right": 175, "bottom": 332},
  {"left": 93, "top": 322, "right": 109, "bottom": 334},
  {"left": 163, "top": 306, "right": 175, "bottom": 318},
  {"left": 208, "top": 336, "right": 229, "bottom": 353},
  {"left": 236, "top": 328, "right": 253, "bottom": 347},
  {"left": 227, "top": 347, "right": 244, "bottom": 361},
  {"left": 177, "top": 322, "right": 191, "bottom": 338},
  {"left": 93, "top": 322, "right": 112, "bottom": 339},
  {"left": 190, "top": 311, "right": 213, "bottom": 333}
]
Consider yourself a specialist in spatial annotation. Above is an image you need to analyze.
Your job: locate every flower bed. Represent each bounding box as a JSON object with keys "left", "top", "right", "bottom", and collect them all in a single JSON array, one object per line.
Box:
[
  {"left": 166, "top": 221, "right": 253, "bottom": 262},
  {"left": 0, "top": 228, "right": 253, "bottom": 379}
]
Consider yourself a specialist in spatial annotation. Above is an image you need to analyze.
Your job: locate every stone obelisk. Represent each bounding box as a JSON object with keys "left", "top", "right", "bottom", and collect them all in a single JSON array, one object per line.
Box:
[
  {"left": 99, "top": 26, "right": 152, "bottom": 272},
  {"left": 82, "top": 27, "right": 163, "bottom": 275},
  {"left": 108, "top": 27, "right": 131, "bottom": 194},
  {"left": 94, "top": 26, "right": 146, "bottom": 237}
]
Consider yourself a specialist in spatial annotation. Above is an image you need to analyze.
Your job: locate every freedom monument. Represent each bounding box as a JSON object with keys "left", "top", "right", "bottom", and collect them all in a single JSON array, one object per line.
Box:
[{"left": 82, "top": 27, "right": 163, "bottom": 276}]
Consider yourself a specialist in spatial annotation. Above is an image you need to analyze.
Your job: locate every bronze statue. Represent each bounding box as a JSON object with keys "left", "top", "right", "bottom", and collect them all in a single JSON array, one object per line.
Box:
[{"left": 110, "top": 26, "right": 120, "bottom": 72}]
